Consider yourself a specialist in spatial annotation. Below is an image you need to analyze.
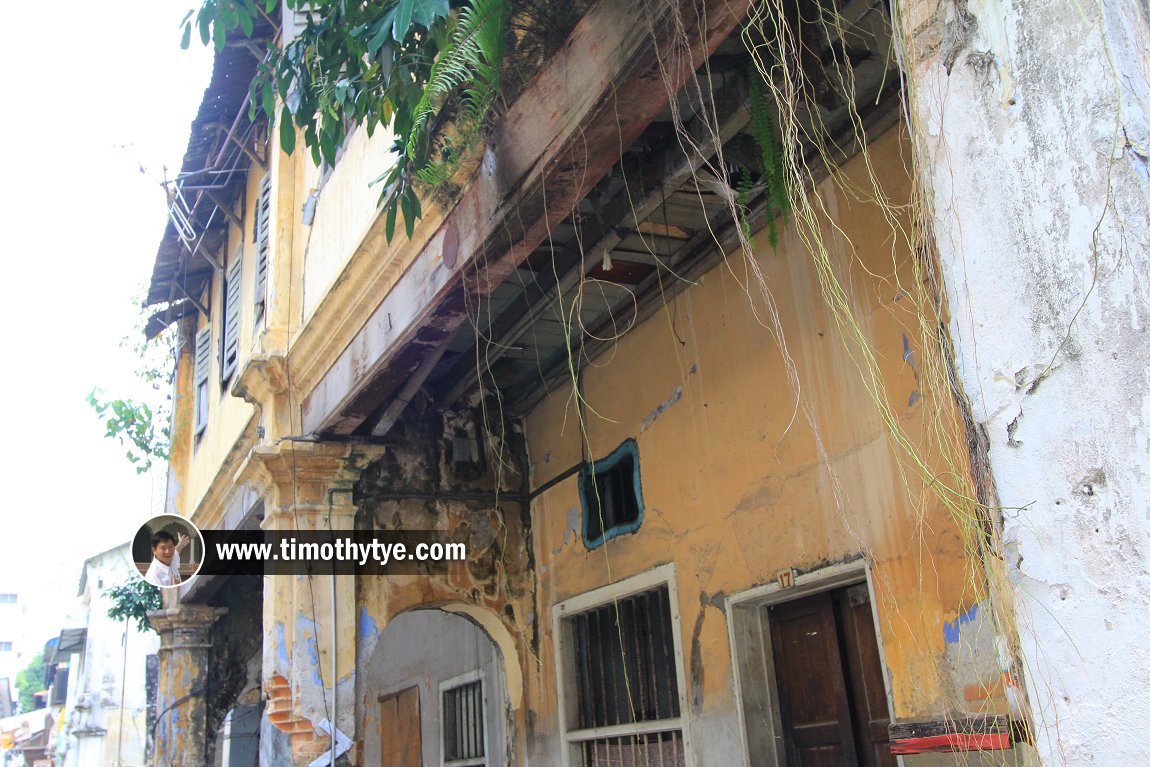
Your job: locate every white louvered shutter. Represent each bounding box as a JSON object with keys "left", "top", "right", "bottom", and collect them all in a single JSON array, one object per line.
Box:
[
  {"left": 254, "top": 173, "right": 272, "bottom": 320},
  {"left": 193, "top": 326, "right": 212, "bottom": 435},
  {"left": 221, "top": 251, "right": 243, "bottom": 382}
]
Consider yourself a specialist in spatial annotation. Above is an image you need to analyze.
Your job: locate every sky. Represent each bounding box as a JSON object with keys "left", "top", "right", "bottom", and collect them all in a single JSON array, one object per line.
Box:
[{"left": 0, "top": 1, "right": 213, "bottom": 663}]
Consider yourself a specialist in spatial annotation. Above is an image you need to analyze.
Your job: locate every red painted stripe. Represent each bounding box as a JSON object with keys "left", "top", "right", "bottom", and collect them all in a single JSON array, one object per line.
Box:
[{"left": 890, "top": 732, "right": 1011, "bottom": 754}]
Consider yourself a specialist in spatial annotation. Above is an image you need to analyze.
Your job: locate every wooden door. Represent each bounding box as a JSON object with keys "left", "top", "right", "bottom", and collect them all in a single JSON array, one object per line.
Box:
[
  {"left": 770, "top": 592, "right": 859, "bottom": 767},
  {"left": 379, "top": 686, "right": 422, "bottom": 767},
  {"left": 768, "top": 586, "right": 895, "bottom": 767},
  {"left": 838, "top": 585, "right": 895, "bottom": 767}
]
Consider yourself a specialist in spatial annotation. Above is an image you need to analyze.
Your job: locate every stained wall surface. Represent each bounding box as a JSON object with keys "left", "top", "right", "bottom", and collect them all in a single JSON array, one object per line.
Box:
[
  {"left": 902, "top": 0, "right": 1150, "bottom": 764},
  {"left": 500, "top": 125, "right": 1000, "bottom": 764}
]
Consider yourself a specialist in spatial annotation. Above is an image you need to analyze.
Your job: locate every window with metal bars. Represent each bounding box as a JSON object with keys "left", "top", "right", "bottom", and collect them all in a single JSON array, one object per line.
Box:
[
  {"left": 441, "top": 675, "right": 486, "bottom": 766},
  {"left": 580, "top": 439, "right": 644, "bottom": 549},
  {"left": 562, "top": 583, "right": 686, "bottom": 767}
]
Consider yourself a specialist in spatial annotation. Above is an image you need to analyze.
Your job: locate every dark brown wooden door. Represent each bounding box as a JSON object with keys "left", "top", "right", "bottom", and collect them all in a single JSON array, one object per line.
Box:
[
  {"left": 379, "top": 686, "right": 422, "bottom": 767},
  {"left": 838, "top": 585, "right": 895, "bottom": 767},
  {"left": 769, "top": 586, "right": 895, "bottom": 767}
]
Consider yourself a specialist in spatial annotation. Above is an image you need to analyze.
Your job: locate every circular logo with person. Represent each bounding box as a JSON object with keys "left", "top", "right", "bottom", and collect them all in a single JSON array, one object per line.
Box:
[{"left": 132, "top": 514, "right": 205, "bottom": 588}]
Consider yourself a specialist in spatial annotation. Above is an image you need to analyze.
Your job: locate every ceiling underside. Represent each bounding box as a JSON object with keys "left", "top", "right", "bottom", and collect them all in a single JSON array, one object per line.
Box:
[{"left": 357, "top": 0, "right": 899, "bottom": 430}]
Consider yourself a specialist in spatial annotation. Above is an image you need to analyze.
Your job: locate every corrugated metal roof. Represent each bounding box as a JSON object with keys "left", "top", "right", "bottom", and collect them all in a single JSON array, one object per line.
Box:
[{"left": 146, "top": 18, "right": 276, "bottom": 323}]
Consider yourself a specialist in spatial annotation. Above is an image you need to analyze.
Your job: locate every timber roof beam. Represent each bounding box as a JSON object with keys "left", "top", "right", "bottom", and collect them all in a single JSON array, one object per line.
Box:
[{"left": 302, "top": 0, "right": 755, "bottom": 436}]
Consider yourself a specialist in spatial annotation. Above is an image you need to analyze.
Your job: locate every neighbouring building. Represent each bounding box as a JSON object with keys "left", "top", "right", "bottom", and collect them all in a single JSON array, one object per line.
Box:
[
  {"left": 46, "top": 544, "right": 161, "bottom": 767},
  {"left": 0, "top": 590, "right": 30, "bottom": 715},
  {"left": 0, "top": 588, "right": 22, "bottom": 722},
  {"left": 140, "top": 2, "right": 1149, "bottom": 767},
  {"left": 1, "top": 710, "right": 53, "bottom": 767}
]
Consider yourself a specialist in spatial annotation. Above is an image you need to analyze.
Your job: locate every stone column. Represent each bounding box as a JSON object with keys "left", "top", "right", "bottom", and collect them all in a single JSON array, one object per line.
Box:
[
  {"left": 899, "top": 2, "right": 1150, "bottom": 764},
  {"left": 239, "top": 440, "right": 384, "bottom": 766},
  {"left": 149, "top": 605, "right": 227, "bottom": 767}
]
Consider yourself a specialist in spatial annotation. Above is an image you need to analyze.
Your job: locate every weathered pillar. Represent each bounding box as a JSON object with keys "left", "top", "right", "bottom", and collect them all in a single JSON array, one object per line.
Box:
[
  {"left": 240, "top": 440, "right": 384, "bottom": 767},
  {"left": 149, "top": 605, "right": 227, "bottom": 767},
  {"left": 898, "top": 1, "right": 1150, "bottom": 765}
]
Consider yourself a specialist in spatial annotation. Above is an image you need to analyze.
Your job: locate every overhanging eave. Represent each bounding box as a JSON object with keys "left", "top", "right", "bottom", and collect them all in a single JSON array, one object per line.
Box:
[{"left": 301, "top": 0, "right": 753, "bottom": 436}]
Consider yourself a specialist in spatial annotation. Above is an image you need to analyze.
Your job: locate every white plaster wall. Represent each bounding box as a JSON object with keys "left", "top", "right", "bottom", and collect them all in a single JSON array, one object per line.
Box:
[
  {"left": 63, "top": 547, "right": 160, "bottom": 766},
  {"left": 904, "top": 1, "right": 1150, "bottom": 764}
]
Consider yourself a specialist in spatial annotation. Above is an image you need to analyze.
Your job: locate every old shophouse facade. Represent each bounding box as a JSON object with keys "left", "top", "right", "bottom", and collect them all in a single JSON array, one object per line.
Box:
[{"left": 142, "top": 1, "right": 1150, "bottom": 766}]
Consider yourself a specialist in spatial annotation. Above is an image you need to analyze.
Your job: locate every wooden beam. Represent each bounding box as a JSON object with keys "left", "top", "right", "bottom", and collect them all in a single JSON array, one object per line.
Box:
[
  {"left": 889, "top": 716, "right": 1012, "bottom": 755},
  {"left": 436, "top": 85, "right": 748, "bottom": 408},
  {"left": 205, "top": 191, "right": 243, "bottom": 229},
  {"left": 302, "top": 0, "right": 753, "bottom": 434},
  {"left": 637, "top": 221, "right": 692, "bottom": 239},
  {"left": 226, "top": 129, "right": 267, "bottom": 174}
]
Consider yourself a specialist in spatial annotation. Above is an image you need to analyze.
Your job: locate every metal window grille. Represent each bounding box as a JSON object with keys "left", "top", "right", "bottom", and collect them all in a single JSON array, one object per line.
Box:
[
  {"left": 566, "top": 585, "right": 684, "bottom": 767},
  {"left": 582, "top": 731, "right": 685, "bottom": 767},
  {"left": 580, "top": 440, "right": 643, "bottom": 548},
  {"left": 443, "top": 679, "right": 485, "bottom": 766}
]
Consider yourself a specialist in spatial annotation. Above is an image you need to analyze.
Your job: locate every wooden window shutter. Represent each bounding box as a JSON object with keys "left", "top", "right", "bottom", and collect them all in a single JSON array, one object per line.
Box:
[
  {"left": 253, "top": 173, "right": 272, "bottom": 319},
  {"left": 193, "top": 326, "right": 211, "bottom": 435},
  {"left": 220, "top": 251, "right": 243, "bottom": 382}
]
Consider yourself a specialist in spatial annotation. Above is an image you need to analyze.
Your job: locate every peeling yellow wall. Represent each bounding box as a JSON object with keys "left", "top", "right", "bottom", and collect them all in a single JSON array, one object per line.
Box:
[
  {"left": 296, "top": 127, "right": 397, "bottom": 322},
  {"left": 171, "top": 169, "right": 266, "bottom": 523},
  {"left": 523, "top": 125, "right": 977, "bottom": 728}
]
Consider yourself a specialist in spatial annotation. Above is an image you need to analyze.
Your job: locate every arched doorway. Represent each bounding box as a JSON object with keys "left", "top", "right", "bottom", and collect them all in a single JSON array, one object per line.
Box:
[{"left": 363, "top": 608, "right": 510, "bottom": 767}]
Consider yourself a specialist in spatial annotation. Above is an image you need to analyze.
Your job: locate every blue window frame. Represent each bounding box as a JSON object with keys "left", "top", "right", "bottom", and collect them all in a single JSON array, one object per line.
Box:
[{"left": 579, "top": 439, "right": 644, "bottom": 549}]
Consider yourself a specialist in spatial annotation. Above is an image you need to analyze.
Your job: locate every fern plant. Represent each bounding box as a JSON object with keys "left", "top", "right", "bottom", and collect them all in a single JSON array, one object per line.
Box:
[
  {"left": 410, "top": 0, "right": 508, "bottom": 192},
  {"left": 409, "top": 0, "right": 507, "bottom": 152},
  {"left": 747, "top": 64, "right": 789, "bottom": 247}
]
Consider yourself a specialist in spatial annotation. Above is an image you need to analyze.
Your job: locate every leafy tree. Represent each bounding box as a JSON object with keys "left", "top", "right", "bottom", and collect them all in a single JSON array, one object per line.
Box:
[
  {"left": 87, "top": 391, "right": 170, "bottom": 473},
  {"left": 14, "top": 653, "right": 44, "bottom": 713},
  {"left": 87, "top": 299, "right": 174, "bottom": 474},
  {"left": 183, "top": 0, "right": 508, "bottom": 240},
  {"left": 106, "top": 579, "right": 163, "bottom": 634}
]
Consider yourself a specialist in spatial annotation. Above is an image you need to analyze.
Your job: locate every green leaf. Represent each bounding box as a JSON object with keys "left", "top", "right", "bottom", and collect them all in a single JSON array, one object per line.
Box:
[
  {"left": 319, "top": 127, "right": 336, "bottom": 165},
  {"left": 392, "top": 0, "right": 415, "bottom": 42},
  {"left": 262, "top": 81, "right": 276, "bottom": 121},
  {"left": 401, "top": 192, "right": 414, "bottom": 238},
  {"left": 198, "top": 11, "right": 211, "bottom": 45},
  {"left": 240, "top": 10, "right": 254, "bottom": 38},
  {"left": 180, "top": 21, "right": 192, "bottom": 50},
  {"left": 411, "top": 0, "right": 450, "bottom": 29},
  {"left": 368, "top": 13, "right": 395, "bottom": 51},
  {"left": 280, "top": 105, "right": 296, "bottom": 154},
  {"left": 385, "top": 200, "right": 398, "bottom": 243},
  {"left": 411, "top": 190, "right": 422, "bottom": 220}
]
